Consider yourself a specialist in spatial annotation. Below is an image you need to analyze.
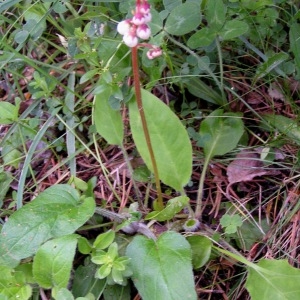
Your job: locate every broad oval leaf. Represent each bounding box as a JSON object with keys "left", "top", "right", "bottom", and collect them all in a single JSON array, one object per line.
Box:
[
  {"left": 246, "top": 259, "right": 300, "bottom": 300},
  {"left": 186, "top": 235, "right": 212, "bottom": 269},
  {"left": 0, "top": 184, "right": 95, "bottom": 268},
  {"left": 164, "top": 2, "right": 201, "bottom": 36},
  {"left": 206, "top": 0, "right": 226, "bottom": 30},
  {"left": 33, "top": 234, "right": 78, "bottom": 289},
  {"left": 145, "top": 196, "right": 189, "bottom": 221},
  {"left": 0, "top": 102, "right": 18, "bottom": 124},
  {"left": 219, "top": 20, "right": 249, "bottom": 40},
  {"left": 129, "top": 89, "right": 192, "bottom": 191},
  {"left": 187, "top": 28, "right": 216, "bottom": 49},
  {"left": 94, "top": 87, "right": 124, "bottom": 145},
  {"left": 198, "top": 109, "right": 244, "bottom": 160},
  {"left": 126, "top": 232, "right": 197, "bottom": 300}
]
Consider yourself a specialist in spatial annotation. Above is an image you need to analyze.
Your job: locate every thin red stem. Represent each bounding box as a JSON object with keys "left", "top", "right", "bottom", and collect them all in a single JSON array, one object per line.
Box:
[{"left": 131, "top": 46, "right": 163, "bottom": 207}]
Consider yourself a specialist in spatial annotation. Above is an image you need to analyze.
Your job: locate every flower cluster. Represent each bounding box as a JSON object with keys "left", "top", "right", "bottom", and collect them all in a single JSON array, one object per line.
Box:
[{"left": 117, "top": 0, "right": 162, "bottom": 59}]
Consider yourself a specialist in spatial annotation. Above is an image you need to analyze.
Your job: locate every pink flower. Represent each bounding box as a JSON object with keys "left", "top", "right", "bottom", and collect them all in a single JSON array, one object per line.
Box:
[
  {"left": 147, "top": 48, "right": 162, "bottom": 59},
  {"left": 123, "top": 33, "right": 138, "bottom": 47},
  {"left": 137, "top": 2, "right": 151, "bottom": 14},
  {"left": 136, "top": 24, "right": 151, "bottom": 40},
  {"left": 143, "top": 13, "right": 152, "bottom": 23},
  {"left": 117, "top": 20, "right": 131, "bottom": 35},
  {"left": 132, "top": 12, "right": 146, "bottom": 25}
]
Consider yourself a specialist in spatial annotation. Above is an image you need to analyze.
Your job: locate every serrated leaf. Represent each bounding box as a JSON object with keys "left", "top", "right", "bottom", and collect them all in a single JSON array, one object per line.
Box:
[
  {"left": 0, "top": 266, "right": 32, "bottom": 299},
  {"left": 126, "top": 232, "right": 197, "bottom": 300},
  {"left": 246, "top": 259, "right": 300, "bottom": 300},
  {"left": 145, "top": 196, "right": 189, "bottom": 221},
  {"left": 255, "top": 52, "right": 289, "bottom": 80},
  {"left": 164, "top": 2, "right": 201, "bottom": 36},
  {"left": 262, "top": 114, "right": 300, "bottom": 145},
  {"left": 129, "top": 89, "right": 192, "bottom": 191},
  {"left": 94, "top": 87, "right": 124, "bottom": 145},
  {"left": 0, "top": 184, "right": 95, "bottom": 268},
  {"left": 187, "top": 28, "right": 216, "bottom": 48},
  {"left": 219, "top": 20, "right": 249, "bottom": 40},
  {"left": 0, "top": 102, "right": 18, "bottom": 124},
  {"left": 198, "top": 109, "right": 244, "bottom": 160},
  {"left": 186, "top": 235, "right": 212, "bottom": 269},
  {"left": 33, "top": 235, "right": 78, "bottom": 289}
]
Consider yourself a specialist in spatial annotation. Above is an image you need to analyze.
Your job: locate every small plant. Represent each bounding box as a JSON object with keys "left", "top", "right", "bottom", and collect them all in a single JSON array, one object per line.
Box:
[{"left": 1, "top": 0, "right": 300, "bottom": 299}]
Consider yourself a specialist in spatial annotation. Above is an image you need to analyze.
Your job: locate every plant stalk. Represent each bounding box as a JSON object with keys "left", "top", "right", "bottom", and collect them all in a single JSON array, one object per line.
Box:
[
  {"left": 131, "top": 46, "right": 163, "bottom": 207},
  {"left": 195, "top": 157, "right": 210, "bottom": 220}
]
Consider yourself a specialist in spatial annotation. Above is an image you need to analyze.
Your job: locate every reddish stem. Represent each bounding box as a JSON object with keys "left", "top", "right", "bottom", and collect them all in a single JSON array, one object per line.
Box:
[{"left": 131, "top": 46, "right": 163, "bottom": 207}]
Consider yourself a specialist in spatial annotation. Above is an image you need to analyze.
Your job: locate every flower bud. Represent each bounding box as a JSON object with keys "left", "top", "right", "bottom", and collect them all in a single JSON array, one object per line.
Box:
[
  {"left": 117, "top": 20, "right": 131, "bottom": 36},
  {"left": 143, "top": 13, "right": 152, "bottom": 23},
  {"left": 132, "top": 12, "right": 146, "bottom": 25},
  {"left": 136, "top": 24, "right": 151, "bottom": 40},
  {"left": 147, "top": 48, "right": 162, "bottom": 59},
  {"left": 123, "top": 33, "right": 138, "bottom": 47},
  {"left": 137, "top": 2, "right": 151, "bottom": 15}
]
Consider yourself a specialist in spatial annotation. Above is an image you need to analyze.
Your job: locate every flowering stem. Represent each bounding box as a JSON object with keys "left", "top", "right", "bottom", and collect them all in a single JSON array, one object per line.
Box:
[{"left": 131, "top": 46, "right": 163, "bottom": 208}]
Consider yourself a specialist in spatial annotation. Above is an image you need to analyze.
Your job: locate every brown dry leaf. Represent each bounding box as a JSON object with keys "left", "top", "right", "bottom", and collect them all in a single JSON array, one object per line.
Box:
[{"left": 227, "top": 150, "right": 278, "bottom": 184}]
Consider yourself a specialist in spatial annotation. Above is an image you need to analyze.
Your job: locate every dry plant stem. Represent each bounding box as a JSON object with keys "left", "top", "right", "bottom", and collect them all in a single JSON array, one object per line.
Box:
[{"left": 131, "top": 46, "right": 163, "bottom": 207}]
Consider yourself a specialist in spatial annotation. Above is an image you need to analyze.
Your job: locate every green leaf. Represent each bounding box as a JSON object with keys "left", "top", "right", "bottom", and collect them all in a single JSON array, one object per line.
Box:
[
  {"left": 262, "top": 114, "right": 300, "bottom": 145},
  {"left": 186, "top": 235, "right": 212, "bottom": 269},
  {"left": 72, "top": 259, "right": 106, "bottom": 298},
  {"left": 14, "top": 30, "right": 29, "bottom": 44},
  {"left": 246, "top": 259, "right": 300, "bottom": 299},
  {"left": 198, "top": 109, "right": 244, "bottom": 159},
  {"left": 33, "top": 235, "right": 78, "bottom": 289},
  {"left": 187, "top": 28, "right": 216, "bottom": 48},
  {"left": 220, "top": 214, "right": 243, "bottom": 234},
  {"left": 0, "top": 184, "right": 95, "bottom": 268},
  {"left": 206, "top": 0, "right": 226, "bottom": 30},
  {"left": 0, "top": 171, "right": 13, "bottom": 208},
  {"left": 164, "top": 2, "right": 201, "bottom": 36},
  {"left": 255, "top": 52, "right": 289, "bottom": 80},
  {"left": 126, "top": 232, "right": 197, "bottom": 300},
  {"left": 290, "top": 23, "right": 300, "bottom": 78},
  {"left": 145, "top": 196, "right": 189, "bottom": 221},
  {"left": 129, "top": 89, "right": 192, "bottom": 191},
  {"left": 94, "top": 87, "right": 124, "bottom": 145},
  {"left": 103, "top": 284, "right": 131, "bottom": 300},
  {"left": 93, "top": 230, "right": 115, "bottom": 250},
  {"left": 53, "top": 288, "right": 75, "bottom": 300},
  {"left": 219, "top": 20, "right": 249, "bottom": 40},
  {"left": 78, "top": 237, "right": 93, "bottom": 255},
  {"left": 0, "top": 266, "right": 32, "bottom": 299},
  {"left": 0, "top": 102, "right": 18, "bottom": 124},
  {"left": 79, "top": 69, "right": 99, "bottom": 84},
  {"left": 0, "top": 0, "right": 21, "bottom": 13},
  {"left": 183, "top": 77, "right": 225, "bottom": 105}
]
